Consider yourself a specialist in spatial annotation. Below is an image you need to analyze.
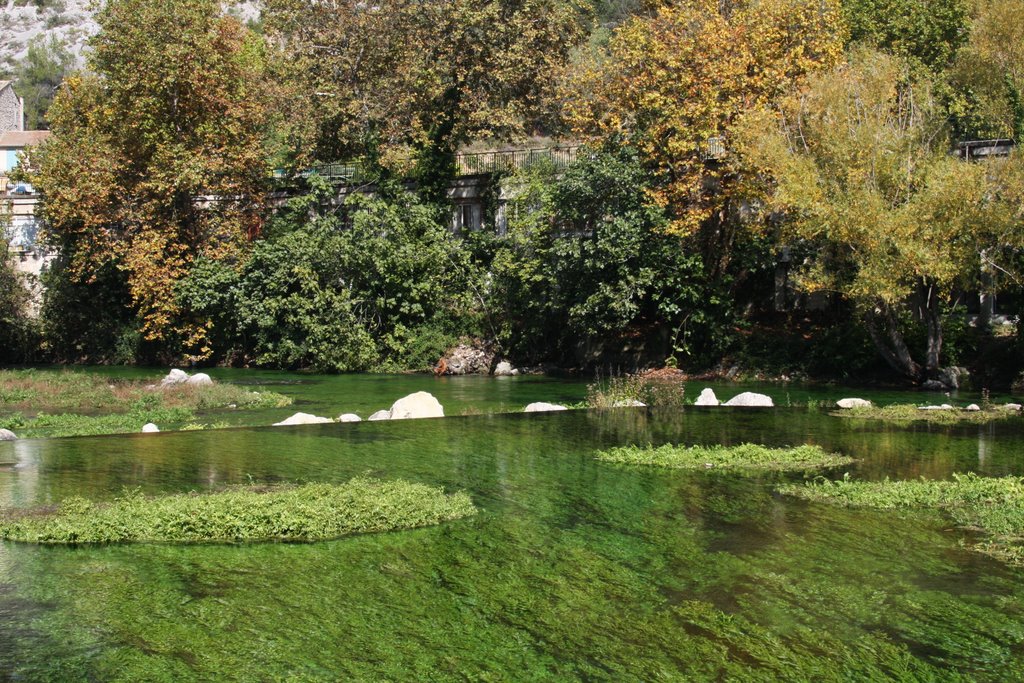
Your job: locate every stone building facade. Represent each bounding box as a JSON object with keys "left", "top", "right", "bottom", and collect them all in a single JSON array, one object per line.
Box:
[{"left": 0, "top": 82, "right": 25, "bottom": 133}]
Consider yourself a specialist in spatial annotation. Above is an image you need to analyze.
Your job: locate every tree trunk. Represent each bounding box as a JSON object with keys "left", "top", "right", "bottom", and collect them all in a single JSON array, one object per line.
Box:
[
  {"left": 921, "top": 282, "right": 943, "bottom": 377},
  {"left": 864, "top": 302, "right": 923, "bottom": 381}
]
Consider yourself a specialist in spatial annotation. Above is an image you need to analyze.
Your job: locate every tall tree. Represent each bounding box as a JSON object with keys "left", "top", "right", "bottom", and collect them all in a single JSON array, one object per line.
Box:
[
  {"left": 11, "top": 34, "right": 74, "bottom": 130},
  {"left": 737, "top": 49, "right": 1024, "bottom": 381},
  {"left": 560, "top": 0, "right": 844, "bottom": 253},
  {"left": 263, "top": 0, "right": 589, "bottom": 197},
  {"left": 841, "top": 0, "right": 969, "bottom": 73},
  {"left": 31, "top": 0, "right": 272, "bottom": 359}
]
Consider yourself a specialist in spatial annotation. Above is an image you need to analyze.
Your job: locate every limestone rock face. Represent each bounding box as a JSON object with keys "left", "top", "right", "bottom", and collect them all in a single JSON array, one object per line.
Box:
[
  {"left": 186, "top": 372, "right": 213, "bottom": 386},
  {"left": 161, "top": 369, "right": 189, "bottom": 387},
  {"left": 523, "top": 402, "right": 568, "bottom": 413},
  {"left": 836, "top": 398, "right": 872, "bottom": 409},
  {"left": 0, "top": 429, "right": 17, "bottom": 441},
  {"left": 722, "top": 392, "right": 774, "bottom": 408},
  {"left": 389, "top": 392, "right": 445, "bottom": 420},
  {"left": 694, "top": 388, "right": 719, "bottom": 406},
  {"left": 273, "top": 412, "right": 333, "bottom": 426},
  {"left": 440, "top": 343, "right": 495, "bottom": 375},
  {"left": 338, "top": 413, "right": 362, "bottom": 423},
  {"left": 367, "top": 410, "right": 392, "bottom": 421},
  {"left": 612, "top": 399, "right": 647, "bottom": 408},
  {"left": 141, "top": 423, "right": 160, "bottom": 433},
  {"left": 493, "top": 361, "right": 515, "bottom": 376}
]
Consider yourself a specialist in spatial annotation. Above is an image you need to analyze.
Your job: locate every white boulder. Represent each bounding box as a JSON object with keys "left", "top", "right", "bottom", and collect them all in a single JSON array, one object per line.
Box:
[
  {"left": 367, "top": 410, "right": 392, "bottom": 421},
  {"left": 524, "top": 402, "right": 568, "bottom": 413},
  {"left": 273, "top": 412, "right": 333, "bottom": 426},
  {"left": 186, "top": 372, "right": 214, "bottom": 386},
  {"left": 141, "top": 423, "right": 160, "bottom": 433},
  {"left": 965, "top": 404, "right": 981, "bottom": 412},
  {"left": 1004, "top": 403, "right": 1022, "bottom": 411},
  {"left": 694, "top": 388, "right": 719, "bottom": 406},
  {"left": 160, "top": 369, "right": 189, "bottom": 387},
  {"left": 493, "top": 361, "right": 515, "bottom": 376},
  {"left": 338, "top": 413, "right": 362, "bottom": 423},
  {"left": 919, "top": 405, "right": 954, "bottom": 411},
  {"left": 613, "top": 399, "right": 647, "bottom": 408},
  {"left": 723, "top": 392, "right": 774, "bottom": 408},
  {"left": 0, "top": 429, "right": 17, "bottom": 441},
  {"left": 836, "top": 398, "right": 872, "bottom": 409},
  {"left": 389, "top": 392, "right": 445, "bottom": 420}
]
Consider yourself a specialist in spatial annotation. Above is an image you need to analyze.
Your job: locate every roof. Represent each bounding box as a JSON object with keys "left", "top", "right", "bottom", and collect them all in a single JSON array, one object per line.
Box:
[
  {"left": 0, "top": 131, "right": 50, "bottom": 148},
  {"left": 0, "top": 81, "right": 10, "bottom": 91}
]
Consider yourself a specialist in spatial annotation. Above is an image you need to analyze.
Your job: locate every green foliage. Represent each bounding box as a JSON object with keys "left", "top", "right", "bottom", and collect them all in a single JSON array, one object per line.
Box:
[
  {"left": 0, "top": 478, "right": 477, "bottom": 544},
  {"left": 596, "top": 442, "right": 854, "bottom": 471},
  {"left": 186, "top": 180, "right": 481, "bottom": 372},
  {"left": 0, "top": 242, "right": 39, "bottom": 363},
  {"left": 779, "top": 473, "right": 1024, "bottom": 565},
  {"left": 841, "top": 0, "right": 969, "bottom": 72},
  {"left": 10, "top": 34, "right": 73, "bottom": 129},
  {"left": 838, "top": 404, "right": 1021, "bottom": 424},
  {"left": 0, "top": 369, "right": 292, "bottom": 437},
  {"left": 490, "top": 148, "right": 721, "bottom": 366}
]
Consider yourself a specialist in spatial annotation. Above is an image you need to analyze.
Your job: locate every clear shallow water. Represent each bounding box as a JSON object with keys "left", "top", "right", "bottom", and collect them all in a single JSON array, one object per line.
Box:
[{"left": 1, "top": 374, "right": 1024, "bottom": 680}]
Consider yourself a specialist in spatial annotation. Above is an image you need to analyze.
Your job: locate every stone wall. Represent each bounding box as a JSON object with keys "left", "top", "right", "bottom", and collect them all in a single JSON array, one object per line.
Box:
[{"left": 0, "top": 85, "right": 22, "bottom": 133}]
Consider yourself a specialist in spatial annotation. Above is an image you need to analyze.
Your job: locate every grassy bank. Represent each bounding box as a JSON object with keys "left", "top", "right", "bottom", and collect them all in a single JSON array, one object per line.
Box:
[
  {"left": 0, "top": 478, "right": 477, "bottom": 544},
  {"left": 779, "top": 473, "right": 1024, "bottom": 565},
  {"left": 835, "top": 404, "right": 1021, "bottom": 425},
  {"left": 0, "top": 369, "right": 291, "bottom": 438},
  {"left": 596, "top": 443, "right": 854, "bottom": 472}
]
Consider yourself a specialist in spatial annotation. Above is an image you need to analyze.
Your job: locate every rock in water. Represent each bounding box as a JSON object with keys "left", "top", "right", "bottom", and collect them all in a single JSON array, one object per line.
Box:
[
  {"left": 389, "top": 392, "right": 445, "bottom": 420},
  {"left": 141, "top": 423, "right": 160, "bottom": 433},
  {"left": 367, "top": 410, "right": 392, "bottom": 421},
  {"left": 160, "top": 369, "right": 189, "bottom": 387},
  {"left": 338, "top": 413, "right": 362, "bottom": 423},
  {"left": 722, "top": 392, "right": 774, "bottom": 408},
  {"left": 523, "top": 402, "right": 568, "bottom": 413},
  {"left": 273, "top": 412, "right": 333, "bottom": 426},
  {"left": 493, "top": 361, "right": 515, "bottom": 376},
  {"left": 0, "top": 429, "right": 17, "bottom": 441},
  {"left": 694, "top": 388, "right": 719, "bottom": 406},
  {"left": 186, "top": 372, "right": 213, "bottom": 386},
  {"left": 836, "top": 398, "right": 871, "bottom": 409},
  {"left": 965, "top": 404, "right": 981, "bottom": 412}
]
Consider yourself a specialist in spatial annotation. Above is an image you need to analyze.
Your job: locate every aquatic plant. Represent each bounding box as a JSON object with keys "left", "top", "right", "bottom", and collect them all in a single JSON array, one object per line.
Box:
[
  {"left": 779, "top": 473, "right": 1024, "bottom": 565},
  {"left": 0, "top": 478, "right": 477, "bottom": 545},
  {"left": 835, "top": 404, "right": 1020, "bottom": 425},
  {"left": 596, "top": 443, "right": 853, "bottom": 471}
]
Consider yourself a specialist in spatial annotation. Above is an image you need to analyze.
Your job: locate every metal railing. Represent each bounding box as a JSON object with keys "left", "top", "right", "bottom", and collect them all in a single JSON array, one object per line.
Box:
[
  {"left": 456, "top": 146, "right": 580, "bottom": 175},
  {"left": 958, "top": 139, "right": 1016, "bottom": 160}
]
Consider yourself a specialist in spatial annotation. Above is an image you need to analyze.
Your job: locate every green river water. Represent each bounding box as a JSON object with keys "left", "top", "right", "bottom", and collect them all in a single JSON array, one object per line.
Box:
[{"left": 1, "top": 371, "right": 1024, "bottom": 681}]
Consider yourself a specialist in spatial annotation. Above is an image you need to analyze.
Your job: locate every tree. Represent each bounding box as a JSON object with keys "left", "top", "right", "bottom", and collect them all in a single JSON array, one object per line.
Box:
[
  {"left": 736, "top": 49, "right": 1024, "bottom": 381},
  {"left": 560, "top": 0, "right": 844, "bottom": 252},
  {"left": 262, "top": 0, "right": 588, "bottom": 198},
  {"left": 946, "top": 0, "right": 1024, "bottom": 139},
  {"left": 31, "top": 0, "right": 273, "bottom": 360},
  {"left": 11, "top": 34, "right": 74, "bottom": 130},
  {"left": 841, "top": 0, "right": 969, "bottom": 73}
]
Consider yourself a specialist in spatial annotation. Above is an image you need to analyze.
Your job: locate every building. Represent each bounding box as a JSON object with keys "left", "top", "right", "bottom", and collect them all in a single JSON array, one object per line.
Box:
[{"left": 0, "top": 81, "right": 50, "bottom": 297}]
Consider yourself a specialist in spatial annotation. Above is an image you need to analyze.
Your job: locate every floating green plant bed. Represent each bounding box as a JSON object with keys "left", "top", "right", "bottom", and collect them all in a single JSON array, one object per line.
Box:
[
  {"left": 0, "top": 369, "right": 292, "bottom": 438},
  {"left": 596, "top": 443, "right": 854, "bottom": 472},
  {"left": 0, "top": 478, "right": 476, "bottom": 545},
  {"left": 779, "top": 473, "right": 1024, "bottom": 565},
  {"left": 835, "top": 404, "right": 1020, "bottom": 425}
]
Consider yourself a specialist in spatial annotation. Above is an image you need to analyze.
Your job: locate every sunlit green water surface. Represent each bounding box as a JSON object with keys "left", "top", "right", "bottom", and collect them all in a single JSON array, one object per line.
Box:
[{"left": 2, "top": 380, "right": 1024, "bottom": 680}]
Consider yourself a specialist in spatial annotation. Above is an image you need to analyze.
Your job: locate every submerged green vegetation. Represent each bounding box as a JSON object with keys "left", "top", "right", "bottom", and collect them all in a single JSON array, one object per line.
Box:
[
  {"left": 836, "top": 404, "right": 1022, "bottom": 425},
  {"left": 596, "top": 443, "right": 854, "bottom": 471},
  {"left": 0, "top": 478, "right": 476, "bottom": 545},
  {"left": 780, "top": 473, "right": 1024, "bottom": 565},
  {"left": 0, "top": 369, "right": 291, "bottom": 438}
]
